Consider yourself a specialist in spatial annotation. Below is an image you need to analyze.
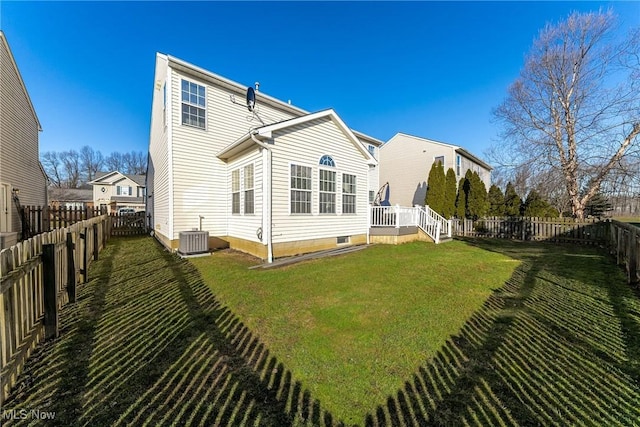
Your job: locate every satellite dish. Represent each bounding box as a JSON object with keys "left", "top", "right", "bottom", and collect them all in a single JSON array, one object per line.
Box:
[{"left": 246, "top": 87, "right": 256, "bottom": 112}]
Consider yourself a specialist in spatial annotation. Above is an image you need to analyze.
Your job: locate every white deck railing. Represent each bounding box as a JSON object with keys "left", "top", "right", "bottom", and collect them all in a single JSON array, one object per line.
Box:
[{"left": 369, "top": 205, "right": 451, "bottom": 244}]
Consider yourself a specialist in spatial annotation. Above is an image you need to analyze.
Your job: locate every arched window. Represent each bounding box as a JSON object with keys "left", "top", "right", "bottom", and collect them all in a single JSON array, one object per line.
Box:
[{"left": 319, "top": 155, "right": 335, "bottom": 167}]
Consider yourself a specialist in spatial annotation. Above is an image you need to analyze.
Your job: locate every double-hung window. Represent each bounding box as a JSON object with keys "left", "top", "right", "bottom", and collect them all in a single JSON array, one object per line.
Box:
[
  {"left": 290, "top": 164, "right": 312, "bottom": 214},
  {"left": 319, "top": 169, "right": 336, "bottom": 214},
  {"left": 181, "top": 79, "right": 206, "bottom": 129},
  {"left": 456, "top": 155, "right": 461, "bottom": 176},
  {"left": 244, "top": 164, "right": 254, "bottom": 214},
  {"left": 342, "top": 174, "right": 356, "bottom": 214},
  {"left": 231, "top": 169, "right": 240, "bottom": 214}
]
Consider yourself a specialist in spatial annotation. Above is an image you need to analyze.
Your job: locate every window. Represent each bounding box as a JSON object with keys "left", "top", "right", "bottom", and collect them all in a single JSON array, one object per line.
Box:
[
  {"left": 342, "top": 174, "right": 356, "bottom": 214},
  {"left": 244, "top": 164, "right": 254, "bottom": 214},
  {"left": 181, "top": 79, "right": 206, "bottom": 129},
  {"left": 319, "top": 155, "right": 335, "bottom": 167},
  {"left": 456, "top": 155, "right": 461, "bottom": 176},
  {"left": 290, "top": 164, "right": 312, "bottom": 214},
  {"left": 319, "top": 169, "right": 336, "bottom": 214},
  {"left": 337, "top": 236, "right": 350, "bottom": 244},
  {"left": 369, "top": 190, "right": 375, "bottom": 203},
  {"left": 367, "top": 145, "right": 375, "bottom": 157},
  {"left": 231, "top": 169, "right": 240, "bottom": 214},
  {"left": 116, "top": 186, "right": 132, "bottom": 196},
  {"left": 434, "top": 156, "right": 444, "bottom": 166}
]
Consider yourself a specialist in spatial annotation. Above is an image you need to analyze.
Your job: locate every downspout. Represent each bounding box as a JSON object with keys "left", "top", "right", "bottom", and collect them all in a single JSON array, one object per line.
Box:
[{"left": 250, "top": 133, "right": 273, "bottom": 263}]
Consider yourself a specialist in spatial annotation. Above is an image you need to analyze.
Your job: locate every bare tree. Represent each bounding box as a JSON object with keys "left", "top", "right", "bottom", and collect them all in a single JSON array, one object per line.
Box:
[
  {"left": 80, "top": 145, "right": 104, "bottom": 183},
  {"left": 105, "top": 152, "right": 125, "bottom": 172},
  {"left": 61, "top": 150, "right": 81, "bottom": 188},
  {"left": 123, "top": 151, "right": 147, "bottom": 175},
  {"left": 41, "top": 151, "right": 64, "bottom": 187},
  {"left": 492, "top": 11, "right": 640, "bottom": 218}
]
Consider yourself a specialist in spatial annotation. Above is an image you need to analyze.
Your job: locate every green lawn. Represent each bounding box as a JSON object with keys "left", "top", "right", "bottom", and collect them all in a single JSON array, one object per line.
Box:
[
  {"left": 190, "top": 241, "right": 518, "bottom": 424},
  {"left": 4, "top": 236, "right": 639, "bottom": 426}
]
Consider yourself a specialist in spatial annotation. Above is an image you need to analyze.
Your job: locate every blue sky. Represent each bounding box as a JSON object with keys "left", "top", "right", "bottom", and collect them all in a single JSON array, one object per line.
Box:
[{"left": 2, "top": 1, "right": 639, "bottom": 161}]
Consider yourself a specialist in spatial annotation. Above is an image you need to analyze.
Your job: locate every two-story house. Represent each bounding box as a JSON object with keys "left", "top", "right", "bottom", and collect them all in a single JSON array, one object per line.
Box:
[
  {"left": 379, "top": 132, "right": 492, "bottom": 206},
  {"left": 89, "top": 171, "right": 146, "bottom": 213},
  {"left": 146, "top": 53, "right": 383, "bottom": 261},
  {"left": 0, "top": 31, "right": 48, "bottom": 249}
]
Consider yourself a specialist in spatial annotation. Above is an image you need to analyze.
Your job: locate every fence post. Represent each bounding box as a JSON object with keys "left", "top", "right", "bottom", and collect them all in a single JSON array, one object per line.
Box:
[
  {"left": 80, "top": 228, "right": 88, "bottom": 283},
  {"left": 395, "top": 205, "right": 400, "bottom": 229},
  {"left": 42, "top": 244, "right": 59, "bottom": 339},
  {"left": 93, "top": 223, "right": 99, "bottom": 261},
  {"left": 66, "top": 232, "right": 76, "bottom": 303},
  {"left": 628, "top": 230, "right": 637, "bottom": 286}
]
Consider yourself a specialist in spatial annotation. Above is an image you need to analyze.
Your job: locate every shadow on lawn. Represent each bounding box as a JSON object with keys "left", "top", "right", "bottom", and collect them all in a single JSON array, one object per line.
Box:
[
  {"left": 367, "top": 238, "right": 640, "bottom": 426},
  {"left": 4, "top": 237, "right": 336, "bottom": 427}
]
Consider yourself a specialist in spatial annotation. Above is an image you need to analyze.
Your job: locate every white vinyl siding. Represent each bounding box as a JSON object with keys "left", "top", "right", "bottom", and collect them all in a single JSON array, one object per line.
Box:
[
  {"left": 0, "top": 35, "right": 47, "bottom": 234},
  {"left": 290, "top": 164, "right": 312, "bottom": 214},
  {"left": 270, "top": 116, "right": 369, "bottom": 244},
  {"left": 169, "top": 67, "right": 294, "bottom": 239},
  {"left": 147, "top": 55, "right": 171, "bottom": 242},
  {"left": 226, "top": 151, "right": 263, "bottom": 242}
]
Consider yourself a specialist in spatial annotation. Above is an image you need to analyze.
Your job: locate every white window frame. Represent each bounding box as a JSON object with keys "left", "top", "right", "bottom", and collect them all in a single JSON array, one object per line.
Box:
[
  {"left": 434, "top": 156, "right": 445, "bottom": 166},
  {"left": 342, "top": 174, "right": 357, "bottom": 214},
  {"left": 231, "top": 169, "right": 240, "bottom": 214},
  {"left": 181, "top": 79, "right": 206, "bottom": 129},
  {"left": 367, "top": 145, "right": 375, "bottom": 157},
  {"left": 456, "top": 155, "right": 461, "bottom": 176},
  {"left": 290, "top": 164, "right": 313, "bottom": 215},
  {"left": 319, "top": 168, "right": 336, "bottom": 214},
  {"left": 243, "top": 164, "right": 254, "bottom": 215}
]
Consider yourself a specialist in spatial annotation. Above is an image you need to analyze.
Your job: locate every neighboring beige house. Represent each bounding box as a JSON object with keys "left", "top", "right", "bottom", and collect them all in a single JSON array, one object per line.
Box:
[
  {"left": 89, "top": 171, "right": 146, "bottom": 213},
  {"left": 147, "top": 53, "right": 382, "bottom": 261},
  {"left": 379, "top": 132, "right": 492, "bottom": 206},
  {"left": 0, "top": 31, "right": 48, "bottom": 249}
]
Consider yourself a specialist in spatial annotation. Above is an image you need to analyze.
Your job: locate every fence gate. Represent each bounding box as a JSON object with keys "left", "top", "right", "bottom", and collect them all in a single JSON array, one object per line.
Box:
[{"left": 110, "top": 212, "right": 148, "bottom": 237}]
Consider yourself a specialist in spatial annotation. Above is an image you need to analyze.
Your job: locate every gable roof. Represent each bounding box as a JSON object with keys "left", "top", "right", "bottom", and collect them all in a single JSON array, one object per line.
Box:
[
  {"left": 89, "top": 171, "right": 146, "bottom": 186},
  {"left": 48, "top": 188, "right": 93, "bottom": 202},
  {"left": 217, "top": 109, "right": 378, "bottom": 165},
  {"left": 0, "top": 31, "right": 41, "bottom": 131},
  {"left": 164, "top": 53, "right": 383, "bottom": 147},
  {"left": 384, "top": 132, "right": 492, "bottom": 171}
]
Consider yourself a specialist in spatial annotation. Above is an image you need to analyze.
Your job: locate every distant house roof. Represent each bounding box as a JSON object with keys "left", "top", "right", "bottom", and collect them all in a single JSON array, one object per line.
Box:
[
  {"left": 111, "top": 196, "right": 145, "bottom": 204},
  {"left": 90, "top": 171, "right": 146, "bottom": 187},
  {"left": 48, "top": 188, "right": 93, "bottom": 202}
]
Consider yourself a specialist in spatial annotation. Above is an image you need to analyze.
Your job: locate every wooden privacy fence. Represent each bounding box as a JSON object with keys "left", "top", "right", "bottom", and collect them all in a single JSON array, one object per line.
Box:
[
  {"left": 607, "top": 221, "right": 640, "bottom": 286},
  {"left": 0, "top": 215, "right": 109, "bottom": 404},
  {"left": 21, "top": 206, "right": 106, "bottom": 238},
  {"left": 452, "top": 216, "right": 607, "bottom": 244}
]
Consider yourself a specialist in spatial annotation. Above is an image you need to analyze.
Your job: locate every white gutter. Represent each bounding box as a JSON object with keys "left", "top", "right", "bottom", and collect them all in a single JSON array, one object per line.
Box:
[{"left": 250, "top": 132, "right": 273, "bottom": 263}]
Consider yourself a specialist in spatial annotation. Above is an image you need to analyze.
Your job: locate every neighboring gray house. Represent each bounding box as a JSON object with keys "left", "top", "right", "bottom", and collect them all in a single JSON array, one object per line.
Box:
[
  {"left": 379, "top": 132, "right": 492, "bottom": 207},
  {"left": 0, "top": 31, "right": 48, "bottom": 249},
  {"left": 89, "top": 171, "right": 146, "bottom": 213},
  {"left": 48, "top": 187, "right": 94, "bottom": 209}
]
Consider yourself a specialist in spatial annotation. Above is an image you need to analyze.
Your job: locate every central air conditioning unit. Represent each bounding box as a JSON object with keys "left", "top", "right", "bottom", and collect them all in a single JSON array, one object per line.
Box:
[{"left": 178, "top": 231, "right": 209, "bottom": 255}]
